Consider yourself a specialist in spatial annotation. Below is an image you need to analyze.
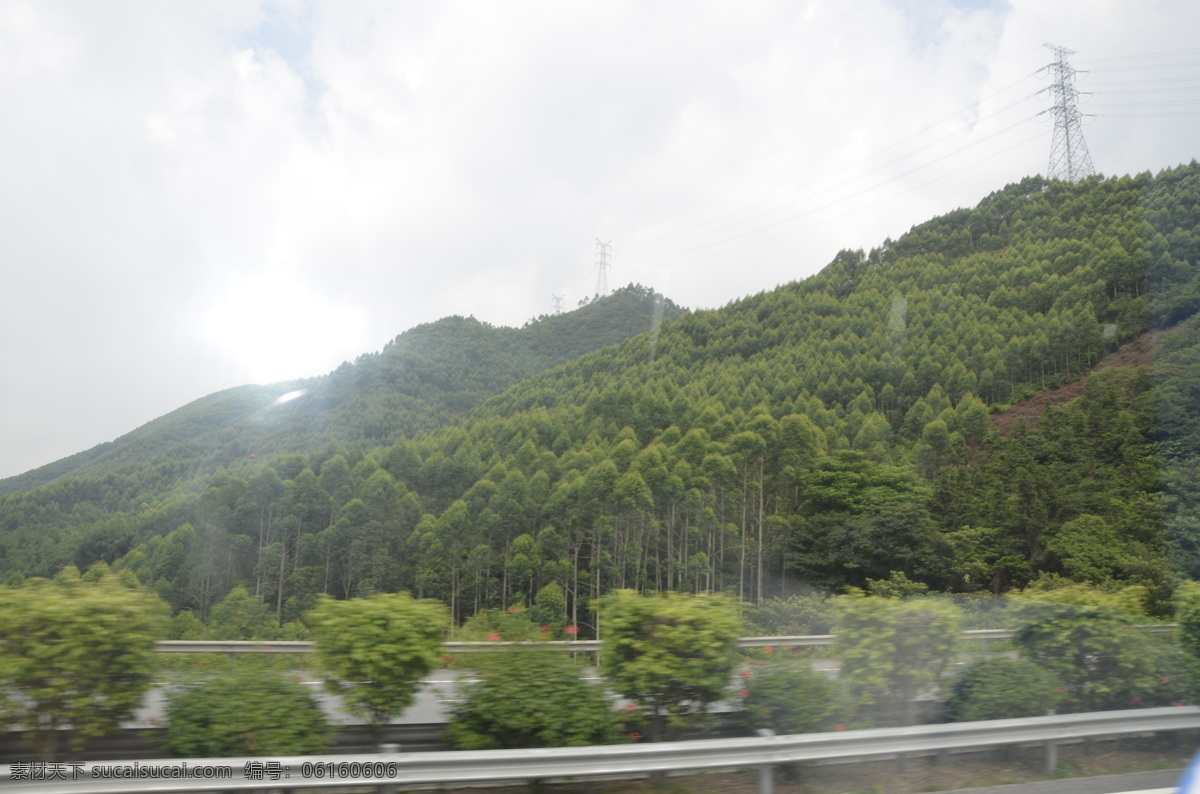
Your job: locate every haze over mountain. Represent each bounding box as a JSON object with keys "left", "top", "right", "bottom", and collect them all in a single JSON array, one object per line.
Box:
[
  {"left": 1, "top": 166, "right": 1198, "bottom": 629},
  {"left": 0, "top": 284, "right": 681, "bottom": 499}
]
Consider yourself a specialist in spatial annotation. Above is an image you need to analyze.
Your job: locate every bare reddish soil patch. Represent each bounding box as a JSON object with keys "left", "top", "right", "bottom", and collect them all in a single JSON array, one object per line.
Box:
[{"left": 989, "top": 330, "right": 1164, "bottom": 436}]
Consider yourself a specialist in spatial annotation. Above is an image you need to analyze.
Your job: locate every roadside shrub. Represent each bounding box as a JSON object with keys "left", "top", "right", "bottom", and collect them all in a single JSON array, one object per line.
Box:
[
  {"left": 1014, "top": 604, "right": 1187, "bottom": 712},
  {"left": 309, "top": 592, "right": 448, "bottom": 746},
  {"left": 165, "top": 672, "right": 329, "bottom": 757},
  {"left": 736, "top": 656, "right": 848, "bottom": 735},
  {"left": 944, "top": 657, "right": 1064, "bottom": 721},
  {"left": 600, "top": 590, "right": 743, "bottom": 741},
  {"left": 744, "top": 593, "right": 834, "bottom": 636},
  {"left": 0, "top": 567, "right": 164, "bottom": 760},
  {"left": 445, "top": 648, "right": 621, "bottom": 749},
  {"left": 456, "top": 606, "right": 543, "bottom": 642},
  {"left": 834, "top": 591, "right": 962, "bottom": 726}
]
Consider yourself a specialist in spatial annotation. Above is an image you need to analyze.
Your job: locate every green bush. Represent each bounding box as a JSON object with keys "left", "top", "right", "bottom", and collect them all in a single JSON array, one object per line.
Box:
[
  {"left": 1014, "top": 604, "right": 1187, "bottom": 712},
  {"left": 944, "top": 657, "right": 1064, "bottom": 721},
  {"left": 833, "top": 591, "right": 962, "bottom": 726},
  {"left": 744, "top": 593, "right": 834, "bottom": 636},
  {"left": 736, "top": 656, "right": 847, "bottom": 735},
  {"left": 164, "top": 672, "right": 329, "bottom": 757},
  {"left": 456, "top": 606, "right": 543, "bottom": 642},
  {"left": 445, "top": 648, "right": 621, "bottom": 749}
]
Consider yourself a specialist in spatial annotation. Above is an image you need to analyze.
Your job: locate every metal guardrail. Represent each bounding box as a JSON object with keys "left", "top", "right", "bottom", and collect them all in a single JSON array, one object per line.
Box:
[
  {"left": 154, "top": 625, "right": 1178, "bottom": 655},
  {"left": 2, "top": 706, "right": 1196, "bottom": 793}
]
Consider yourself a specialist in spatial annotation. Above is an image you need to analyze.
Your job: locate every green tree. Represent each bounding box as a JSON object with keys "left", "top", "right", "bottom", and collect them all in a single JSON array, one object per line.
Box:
[
  {"left": 599, "top": 589, "right": 742, "bottom": 741},
  {"left": 309, "top": 592, "right": 449, "bottom": 745},
  {"left": 207, "top": 584, "right": 279, "bottom": 640},
  {"left": 531, "top": 582, "right": 567, "bottom": 637},
  {"left": 165, "top": 672, "right": 329, "bottom": 757},
  {"left": 790, "top": 452, "right": 947, "bottom": 590},
  {"left": 0, "top": 568, "right": 164, "bottom": 759},
  {"left": 1176, "top": 581, "right": 1200, "bottom": 662},
  {"left": 446, "top": 648, "right": 621, "bottom": 749},
  {"left": 833, "top": 591, "right": 962, "bottom": 726}
]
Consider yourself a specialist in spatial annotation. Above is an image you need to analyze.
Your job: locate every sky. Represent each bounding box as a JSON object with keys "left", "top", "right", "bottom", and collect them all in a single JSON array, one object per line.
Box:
[{"left": 2, "top": 0, "right": 1199, "bottom": 479}]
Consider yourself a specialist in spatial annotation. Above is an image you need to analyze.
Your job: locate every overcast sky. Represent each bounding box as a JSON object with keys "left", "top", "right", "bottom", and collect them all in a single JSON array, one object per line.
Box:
[{"left": 2, "top": 0, "right": 1199, "bottom": 479}]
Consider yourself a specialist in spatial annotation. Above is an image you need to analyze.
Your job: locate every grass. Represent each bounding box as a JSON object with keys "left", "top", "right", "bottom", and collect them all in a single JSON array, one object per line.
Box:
[{"left": 422, "top": 739, "right": 1190, "bottom": 794}]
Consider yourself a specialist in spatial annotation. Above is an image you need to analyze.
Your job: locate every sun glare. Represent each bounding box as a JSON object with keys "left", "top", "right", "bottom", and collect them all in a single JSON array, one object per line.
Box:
[{"left": 198, "top": 273, "right": 368, "bottom": 385}]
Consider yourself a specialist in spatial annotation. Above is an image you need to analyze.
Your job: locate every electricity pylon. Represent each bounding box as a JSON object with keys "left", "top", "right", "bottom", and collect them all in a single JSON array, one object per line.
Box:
[
  {"left": 594, "top": 239, "right": 611, "bottom": 298},
  {"left": 1040, "top": 44, "right": 1095, "bottom": 183}
]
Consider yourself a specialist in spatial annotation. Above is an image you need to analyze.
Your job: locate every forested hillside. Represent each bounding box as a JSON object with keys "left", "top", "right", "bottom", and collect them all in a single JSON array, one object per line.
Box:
[{"left": 2, "top": 165, "right": 1199, "bottom": 629}]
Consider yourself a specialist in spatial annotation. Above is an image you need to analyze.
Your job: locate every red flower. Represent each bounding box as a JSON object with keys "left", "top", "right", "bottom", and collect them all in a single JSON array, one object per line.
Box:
[
  {"left": 1162, "top": 677, "right": 1171, "bottom": 684},
  {"left": 740, "top": 670, "right": 752, "bottom": 678},
  {"left": 623, "top": 702, "right": 639, "bottom": 711},
  {"left": 835, "top": 724, "right": 846, "bottom": 731},
  {"left": 763, "top": 646, "right": 775, "bottom": 653},
  {"left": 628, "top": 732, "right": 642, "bottom": 740},
  {"left": 738, "top": 689, "right": 751, "bottom": 698},
  {"left": 1132, "top": 695, "right": 1142, "bottom": 702},
  {"left": 1176, "top": 702, "right": 1184, "bottom": 707},
  {"left": 487, "top": 633, "right": 500, "bottom": 642},
  {"left": 565, "top": 625, "right": 579, "bottom": 635}
]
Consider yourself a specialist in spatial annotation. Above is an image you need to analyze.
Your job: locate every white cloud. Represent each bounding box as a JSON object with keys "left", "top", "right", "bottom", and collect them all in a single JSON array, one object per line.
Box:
[{"left": 1, "top": 0, "right": 1198, "bottom": 478}]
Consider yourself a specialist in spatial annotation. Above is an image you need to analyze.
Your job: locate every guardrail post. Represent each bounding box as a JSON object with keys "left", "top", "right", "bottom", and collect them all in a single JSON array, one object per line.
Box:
[
  {"left": 379, "top": 743, "right": 400, "bottom": 794},
  {"left": 1044, "top": 708, "right": 1057, "bottom": 773},
  {"left": 757, "top": 764, "right": 773, "bottom": 794},
  {"left": 755, "top": 728, "right": 774, "bottom": 794}
]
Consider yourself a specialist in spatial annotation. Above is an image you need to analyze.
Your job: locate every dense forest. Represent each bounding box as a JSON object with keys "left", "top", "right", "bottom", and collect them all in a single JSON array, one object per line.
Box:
[{"left": 2, "top": 164, "right": 1199, "bottom": 631}]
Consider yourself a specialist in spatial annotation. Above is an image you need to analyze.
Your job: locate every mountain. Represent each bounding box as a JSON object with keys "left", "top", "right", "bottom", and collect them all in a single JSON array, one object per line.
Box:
[{"left": 1, "top": 165, "right": 1199, "bottom": 626}]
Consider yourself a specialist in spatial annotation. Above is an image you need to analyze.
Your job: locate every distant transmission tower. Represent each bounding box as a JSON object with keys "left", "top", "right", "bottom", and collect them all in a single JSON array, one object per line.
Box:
[
  {"left": 594, "top": 239, "right": 611, "bottom": 298},
  {"left": 1040, "top": 44, "right": 1095, "bottom": 183},
  {"left": 551, "top": 293, "right": 564, "bottom": 314}
]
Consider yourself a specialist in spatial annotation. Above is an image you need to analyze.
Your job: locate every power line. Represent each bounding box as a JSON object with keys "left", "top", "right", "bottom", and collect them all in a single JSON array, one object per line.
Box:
[
  {"left": 561, "top": 36, "right": 1194, "bottom": 294},
  {"left": 619, "top": 113, "right": 1039, "bottom": 270},
  {"left": 619, "top": 73, "right": 1039, "bottom": 258}
]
